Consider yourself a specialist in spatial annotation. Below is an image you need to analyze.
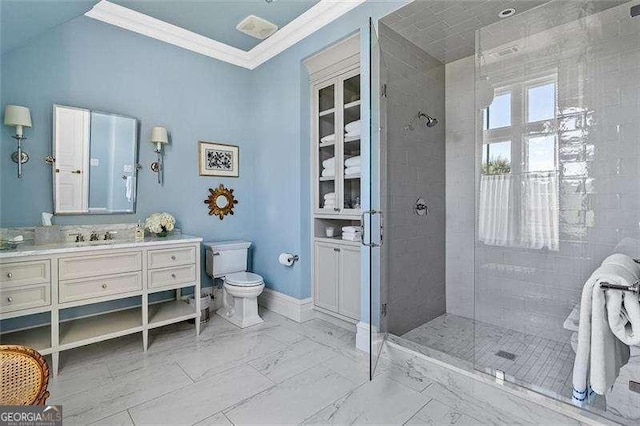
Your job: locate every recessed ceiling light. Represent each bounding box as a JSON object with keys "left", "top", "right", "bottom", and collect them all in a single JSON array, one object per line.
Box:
[{"left": 498, "top": 8, "right": 516, "bottom": 18}]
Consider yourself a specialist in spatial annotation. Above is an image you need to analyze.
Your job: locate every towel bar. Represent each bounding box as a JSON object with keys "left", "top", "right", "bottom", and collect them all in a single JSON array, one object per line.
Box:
[{"left": 600, "top": 281, "right": 640, "bottom": 295}]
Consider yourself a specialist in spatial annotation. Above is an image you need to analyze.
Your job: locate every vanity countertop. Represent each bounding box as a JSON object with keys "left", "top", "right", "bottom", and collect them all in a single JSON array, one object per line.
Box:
[{"left": 0, "top": 234, "right": 203, "bottom": 259}]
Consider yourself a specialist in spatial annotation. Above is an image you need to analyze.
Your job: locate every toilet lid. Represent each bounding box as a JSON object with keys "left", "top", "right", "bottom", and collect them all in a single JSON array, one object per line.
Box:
[{"left": 225, "top": 272, "right": 263, "bottom": 287}]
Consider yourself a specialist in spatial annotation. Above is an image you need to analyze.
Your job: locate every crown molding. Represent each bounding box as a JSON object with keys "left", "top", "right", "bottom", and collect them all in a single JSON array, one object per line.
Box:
[
  {"left": 86, "top": 0, "right": 366, "bottom": 70},
  {"left": 248, "top": 0, "right": 365, "bottom": 69}
]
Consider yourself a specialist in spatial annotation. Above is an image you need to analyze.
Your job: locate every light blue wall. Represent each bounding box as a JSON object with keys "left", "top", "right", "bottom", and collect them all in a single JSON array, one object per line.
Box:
[
  {"left": 249, "top": 1, "right": 405, "bottom": 301},
  {"left": 0, "top": 1, "right": 406, "bottom": 314},
  {"left": 0, "top": 16, "right": 257, "bottom": 294}
]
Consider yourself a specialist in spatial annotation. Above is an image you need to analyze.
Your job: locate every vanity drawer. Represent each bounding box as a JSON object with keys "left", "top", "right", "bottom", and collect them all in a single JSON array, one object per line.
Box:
[
  {"left": 148, "top": 265, "right": 196, "bottom": 289},
  {"left": 59, "top": 251, "right": 142, "bottom": 280},
  {"left": 1, "top": 284, "right": 50, "bottom": 314},
  {"left": 59, "top": 272, "right": 142, "bottom": 303},
  {"left": 0, "top": 260, "right": 50, "bottom": 289},
  {"left": 147, "top": 247, "right": 196, "bottom": 270}
]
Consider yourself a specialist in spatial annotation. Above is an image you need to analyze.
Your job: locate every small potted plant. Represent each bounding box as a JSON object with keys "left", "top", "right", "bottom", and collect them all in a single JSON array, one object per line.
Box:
[{"left": 145, "top": 212, "right": 175, "bottom": 237}]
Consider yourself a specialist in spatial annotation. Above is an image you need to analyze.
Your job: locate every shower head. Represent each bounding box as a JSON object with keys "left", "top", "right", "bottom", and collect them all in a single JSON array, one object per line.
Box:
[{"left": 404, "top": 111, "right": 438, "bottom": 131}]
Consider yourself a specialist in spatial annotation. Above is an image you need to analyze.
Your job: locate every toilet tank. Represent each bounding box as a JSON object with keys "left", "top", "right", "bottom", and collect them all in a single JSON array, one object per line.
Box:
[{"left": 205, "top": 240, "right": 252, "bottom": 278}]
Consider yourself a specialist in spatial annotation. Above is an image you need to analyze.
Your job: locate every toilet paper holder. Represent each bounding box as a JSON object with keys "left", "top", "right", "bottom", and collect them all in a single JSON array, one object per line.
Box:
[{"left": 279, "top": 253, "right": 300, "bottom": 266}]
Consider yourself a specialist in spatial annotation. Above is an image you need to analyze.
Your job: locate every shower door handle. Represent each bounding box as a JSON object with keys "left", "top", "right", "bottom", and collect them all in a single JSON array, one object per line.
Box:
[{"left": 361, "top": 210, "right": 383, "bottom": 248}]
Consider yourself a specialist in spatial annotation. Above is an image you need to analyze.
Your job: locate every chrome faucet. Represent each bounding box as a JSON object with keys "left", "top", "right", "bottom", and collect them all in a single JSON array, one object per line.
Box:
[
  {"left": 69, "top": 233, "right": 85, "bottom": 243},
  {"left": 104, "top": 231, "right": 117, "bottom": 241}
]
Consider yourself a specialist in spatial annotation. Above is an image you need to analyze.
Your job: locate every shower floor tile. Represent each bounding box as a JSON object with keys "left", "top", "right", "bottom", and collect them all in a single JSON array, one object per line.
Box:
[{"left": 401, "top": 314, "right": 575, "bottom": 398}]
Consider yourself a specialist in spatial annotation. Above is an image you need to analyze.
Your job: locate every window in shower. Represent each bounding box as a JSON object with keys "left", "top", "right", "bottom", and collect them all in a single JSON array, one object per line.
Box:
[
  {"left": 481, "top": 141, "right": 511, "bottom": 175},
  {"left": 483, "top": 91, "right": 511, "bottom": 129},
  {"left": 479, "top": 75, "right": 559, "bottom": 250}
]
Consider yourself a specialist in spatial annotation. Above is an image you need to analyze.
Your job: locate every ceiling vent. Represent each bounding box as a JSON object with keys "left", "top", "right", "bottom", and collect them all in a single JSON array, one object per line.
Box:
[{"left": 236, "top": 15, "right": 278, "bottom": 40}]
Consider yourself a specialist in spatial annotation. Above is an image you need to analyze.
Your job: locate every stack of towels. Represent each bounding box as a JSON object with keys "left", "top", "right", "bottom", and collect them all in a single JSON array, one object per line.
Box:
[
  {"left": 320, "top": 133, "right": 335, "bottom": 145},
  {"left": 344, "top": 155, "right": 361, "bottom": 176},
  {"left": 345, "top": 119, "right": 361, "bottom": 138},
  {"left": 321, "top": 157, "right": 335, "bottom": 178},
  {"left": 342, "top": 226, "right": 361, "bottom": 241},
  {"left": 323, "top": 193, "right": 336, "bottom": 209}
]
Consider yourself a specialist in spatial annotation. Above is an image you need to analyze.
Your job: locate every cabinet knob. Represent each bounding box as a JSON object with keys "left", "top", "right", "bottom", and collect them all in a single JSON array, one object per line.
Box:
[
  {"left": 7, "top": 297, "right": 13, "bottom": 303},
  {"left": 171, "top": 273, "right": 176, "bottom": 279},
  {"left": 101, "top": 283, "right": 107, "bottom": 289},
  {"left": 171, "top": 255, "right": 176, "bottom": 260},
  {"left": 71, "top": 169, "right": 82, "bottom": 174},
  {"left": 333, "top": 207, "right": 340, "bottom": 212},
  {"left": 6, "top": 272, "right": 12, "bottom": 278},
  {"left": 333, "top": 248, "right": 341, "bottom": 252}
]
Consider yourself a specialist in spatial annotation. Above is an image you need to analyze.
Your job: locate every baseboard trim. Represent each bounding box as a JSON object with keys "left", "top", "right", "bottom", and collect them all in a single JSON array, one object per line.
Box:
[
  {"left": 356, "top": 321, "right": 370, "bottom": 353},
  {"left": 258, "top": 288, "right": 313, "bottom": 323}
]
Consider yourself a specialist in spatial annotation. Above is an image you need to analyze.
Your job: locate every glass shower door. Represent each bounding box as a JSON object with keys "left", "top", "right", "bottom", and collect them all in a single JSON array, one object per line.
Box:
[
  {"left": 474, "top": 1, "right": 640, "bottom": 421},
  {"left": 368, "top": 18, "right": 388, "bottom": 378}
]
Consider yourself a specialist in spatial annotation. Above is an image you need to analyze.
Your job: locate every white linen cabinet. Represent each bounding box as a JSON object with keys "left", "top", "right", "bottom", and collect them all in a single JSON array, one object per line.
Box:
[{"left": 305, "top": 33, "right": 362, "bottom": 324}]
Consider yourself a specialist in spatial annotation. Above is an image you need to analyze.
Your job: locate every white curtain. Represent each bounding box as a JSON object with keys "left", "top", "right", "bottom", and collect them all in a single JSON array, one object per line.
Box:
[
  {"left": 479, "top": 174, "right": 516, "bottom": 247},
  {"left": 479, "top": 172, "right": 559, "bottom": 251},
  {"left": 520, "top": 171, "right": 559, "bottom": 251}
]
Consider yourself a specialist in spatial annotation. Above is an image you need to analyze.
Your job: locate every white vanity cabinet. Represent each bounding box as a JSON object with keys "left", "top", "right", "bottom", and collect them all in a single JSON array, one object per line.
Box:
[
  {"left": 313, "top": 239, "right": 361, "bottom": 321},
  {"left": 0, "top": 235, "right": 202, "bottom": 376}
]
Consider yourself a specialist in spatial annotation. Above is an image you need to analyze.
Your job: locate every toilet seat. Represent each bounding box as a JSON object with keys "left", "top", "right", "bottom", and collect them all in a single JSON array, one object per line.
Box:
[{"left": 225, "top": 272, "right": 263, "bottom": 287}]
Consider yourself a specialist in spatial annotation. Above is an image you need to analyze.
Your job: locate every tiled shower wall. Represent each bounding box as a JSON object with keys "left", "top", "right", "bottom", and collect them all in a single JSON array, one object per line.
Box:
[
  {"left": 379, "top": 23, "right": 446, "bottom": 336},
  {"left": 446, "top": 2, "right": 640, "bottom": 342},
  {"left": 444, "top": 56, "right": 476, "bottom": 319}
]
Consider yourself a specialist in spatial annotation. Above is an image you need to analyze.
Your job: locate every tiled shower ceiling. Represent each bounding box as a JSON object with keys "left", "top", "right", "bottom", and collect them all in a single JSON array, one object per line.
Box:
[{"left": 381, "top": 0, "right": 627, "bottom": 64}]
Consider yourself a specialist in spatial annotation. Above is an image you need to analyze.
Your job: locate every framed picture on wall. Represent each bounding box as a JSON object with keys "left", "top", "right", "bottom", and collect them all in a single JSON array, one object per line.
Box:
[{"left": 198, "top": 141, "right": 239, "bottom": 177}]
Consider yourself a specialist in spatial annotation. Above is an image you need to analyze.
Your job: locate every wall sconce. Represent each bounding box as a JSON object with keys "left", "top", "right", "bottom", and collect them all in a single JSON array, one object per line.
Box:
[
  {"left": 150, "top": 126, "right": 169, "bottom": 184},
  {"left": 3, "top": 105, "right": 32, "bottom": 178}
]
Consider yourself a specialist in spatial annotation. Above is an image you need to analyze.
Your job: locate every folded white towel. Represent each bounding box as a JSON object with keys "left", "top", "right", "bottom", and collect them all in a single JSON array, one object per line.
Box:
[
  {"left": 324, "top": 193, "right": 336, "bottom": 199},
  {"left": 345, "top": 120, "right": 361, "bottom": 133},
  {"left": 320, "top": 134, "right": 335, "bottom": 143},
  {"left": 572, "top": 254, "right": 634, "bottom": 406},
  {"left": 344, "top": 156, "right": 361, "bottom": 167},
  {"left": 345, "top": 130, "right": 361, "bottom": 139},
  {"left": 321, "top": 169, "right": 335, "bottom": 178},
  {"left": 322, "top": 157, "right": 335, "bottom": 168},
  {"left": 345, "top": 166, "right": 361, "bottom": 176},
  {"left": 342, "top": 226, "right": 360, "bottom": 232},
  {"left": 342, "top": 234, "right": 360, "bottom": 241}
]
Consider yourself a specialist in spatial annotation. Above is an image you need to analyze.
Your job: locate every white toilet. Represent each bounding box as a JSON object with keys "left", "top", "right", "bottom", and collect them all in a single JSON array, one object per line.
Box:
[{"left": 205, "top": 240, "right": 265, "bottom": 328}]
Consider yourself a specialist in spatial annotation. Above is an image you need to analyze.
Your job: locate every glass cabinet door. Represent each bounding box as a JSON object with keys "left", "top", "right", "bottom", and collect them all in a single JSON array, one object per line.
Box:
[
  {"left": 317, "top": 81, "right": 338, "bottom": 213},
  {"left": 341, "top": 71, "right": 362, "bottom": 215}
]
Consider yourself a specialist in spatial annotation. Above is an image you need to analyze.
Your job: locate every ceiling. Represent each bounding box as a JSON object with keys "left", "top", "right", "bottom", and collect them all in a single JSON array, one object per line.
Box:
[
  {"left": 381, "top": 0, "right": 548, "bottom": 64},
  {"left": 111, "top": 0, "right": 320, "bottom": 51},
  {"left": 1, "top": 0, "right": 362, "bottom": 69},
  {"left": 382, "top": 0, "right": 630, "bottom": 64},
  {"left": 0, "top": 0, "right": 98, "bottom": 54}
]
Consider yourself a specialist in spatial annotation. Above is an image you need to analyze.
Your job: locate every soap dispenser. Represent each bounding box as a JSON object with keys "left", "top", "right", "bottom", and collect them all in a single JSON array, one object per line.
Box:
[{"left": 135, "top": 221, "right": 144, "bottom": 241}]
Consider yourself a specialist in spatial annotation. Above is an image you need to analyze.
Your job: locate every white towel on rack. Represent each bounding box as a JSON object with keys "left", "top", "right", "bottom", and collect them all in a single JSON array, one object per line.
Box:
[
  {"left": 606, "top": 280, "right": 640, "bottom": 347},
  {"left": 345, "top": 156, "right": 361, "bottom": 167},
  {"left": 572, "top": 254, "right": 635, "bottom": 406},
  {"left": 345, "top": 120, "right": 361, "bottom": 134},
  {"left": 321, "top": 134, "right": 335, "bottom": 143},
  {"left": 322, "top": 157, "right": 335, "bottom": 168},
  {"left": 345, "top": 166, "right": 361, "bottom": 176}
]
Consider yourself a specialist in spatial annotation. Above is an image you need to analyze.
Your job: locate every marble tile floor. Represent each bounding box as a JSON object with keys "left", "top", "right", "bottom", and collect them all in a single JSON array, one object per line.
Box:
[
  {"left": 402, "top": 314, "right": 576, "bottom": 399},
  {"left": 46, "top": 308, "right": 583, "bottom": 425}
]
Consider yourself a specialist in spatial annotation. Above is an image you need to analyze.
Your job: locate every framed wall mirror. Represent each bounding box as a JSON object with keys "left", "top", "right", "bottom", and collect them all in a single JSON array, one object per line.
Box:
[{"left": 52, "top": 105, "right": 139, "bottom": 215}]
